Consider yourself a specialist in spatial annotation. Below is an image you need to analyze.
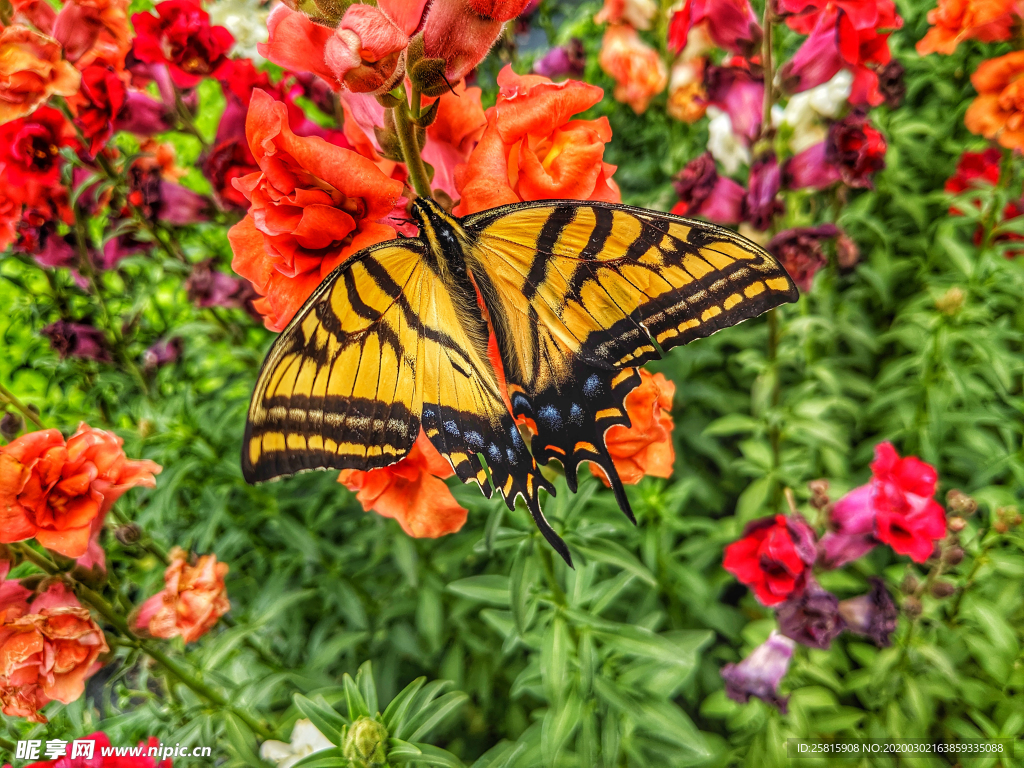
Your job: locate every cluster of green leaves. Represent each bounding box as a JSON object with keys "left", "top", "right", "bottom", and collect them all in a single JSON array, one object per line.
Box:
[{"left": 2, "top": 0, "right": 1024, "bottom": 765}]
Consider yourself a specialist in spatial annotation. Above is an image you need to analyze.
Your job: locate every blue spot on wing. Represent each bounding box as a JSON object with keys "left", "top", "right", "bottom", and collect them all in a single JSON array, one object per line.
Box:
[
  {"left": 443, "top": 420, "right": 460, "bottom": 436},
  {"left": 466, "top": 431, "right": 484, "bottom": 450},
  {"left": 583, "top": 374, "right": 602, "bottom": 398},
  {"left": 569, "top": 403, "right": 584, "bottom": 426},
  {"left": 538, "top": 404, "right": 562, "bottom": 431},
  {"left": 488, "top": 443, "right": 502, "bottom": 463}
]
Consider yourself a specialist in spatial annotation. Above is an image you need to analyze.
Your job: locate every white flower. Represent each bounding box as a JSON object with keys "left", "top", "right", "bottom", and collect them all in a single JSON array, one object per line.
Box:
[
  {"left": 706, "top": 106, "right": 750, "bottom": 175},
  {"left": 208, "top": 0, "right": 270, "bottom": 62},
  {"left": 779, "top": 70, "right": 853, "bottom": 153},
  {"left": 622, "top": 0, "right": 659, "bottom": 29},
  {"left": 260, "top": 720, "right": 334, "bottom": 768}
]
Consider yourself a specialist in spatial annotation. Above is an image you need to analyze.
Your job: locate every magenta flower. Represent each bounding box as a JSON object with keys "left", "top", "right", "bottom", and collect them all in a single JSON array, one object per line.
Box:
[
  {"left": 776, "top": 577, "right": 846, "bottom": 649},
  {"left": 744, "top": 153, "right": 783, "bottom": 230},
  {"left": 533, "top": 39, "right": 586, "bottom": 79},
  {"left": 820, "top": 484, "right": 878, "bottom": 567},
  {"left": 114, "top": 91, "right": 172, "bottom": 136},
  {"left": 705, "top": 64, "right": 764, "bottom": 141},
  {"left": 767, "top": 224, "right": 838, "bottom": 292},
  {"left": 41, "top": 321, "right": 111, "bottom": 362},
  {"left": 783, "top": 142, "right": 842, "bottom": 190},
  {"left": 672, "top": 153, "right": 745, "bottom": 225},
  {"left": 668, "top": 0, "right": 762, "bottom": 56}
]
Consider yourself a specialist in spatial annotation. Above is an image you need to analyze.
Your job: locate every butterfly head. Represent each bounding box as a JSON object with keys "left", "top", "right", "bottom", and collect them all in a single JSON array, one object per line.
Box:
[{"left": 411, "top": 197, "right": 469, "bottom": 280}]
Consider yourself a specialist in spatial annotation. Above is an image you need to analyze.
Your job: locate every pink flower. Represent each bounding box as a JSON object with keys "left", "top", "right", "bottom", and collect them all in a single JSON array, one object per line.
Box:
[
  {"left": 704, "top": 63, "right": 764, "bottom": 140},
  {"left": 783, "top": 141, "right": 842, "bottom": 190},
  {"left": 744, "top": 152, "right": 783, "bottom": 230},
  {"left": 422, "top": 0, "right": 534, "bottom": 82},
  {"left": 668, "top": 0, "right": 762, "bottom": 56}
]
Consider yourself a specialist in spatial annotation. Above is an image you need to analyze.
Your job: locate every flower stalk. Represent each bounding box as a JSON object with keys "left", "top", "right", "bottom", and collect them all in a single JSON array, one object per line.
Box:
[
  {"left": 393, "top": 92, "right": 433, "bottom": 199},
  {"left": 0, "top": 381, "right": 44, "bottom": 428}
]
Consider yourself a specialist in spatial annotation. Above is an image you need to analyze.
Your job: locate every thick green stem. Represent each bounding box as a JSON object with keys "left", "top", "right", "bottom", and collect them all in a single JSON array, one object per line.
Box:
[
  {"left": 394, "top": 102, "right": 433, "bottom": 199},
  {"left": 0, "top": 381, "right": 44, "bottom": 428}
]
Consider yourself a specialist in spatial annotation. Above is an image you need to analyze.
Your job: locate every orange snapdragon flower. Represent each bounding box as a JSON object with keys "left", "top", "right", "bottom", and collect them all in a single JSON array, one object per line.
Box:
[
  {"left": 0, "top": 581, "right": 108, "bottom": 722},
  {"left": 965, "top": 51, "right": 1024, "bottom": 149},
  {"left": 454, "top": 66, "right": 620, "bottom": 216},
  {"left": 0, "top": 25, "right": 81, "bottom": 124},
  {"left": 338, "top": 431, "right": 468, "bottom": 539},
  {"left": 228, "top": 89, "right": 404, "bottom": 331},
  {"left": 0, "top": 425, "right": 161, "bottom": 558},
  {"left": 134, "top": 547, "right": 229, "bottom": 643},
  {"left": 916, "top": 0, "right": 1017, "bottom": 55},
  {"left": 591, "top": 369, "right": 676, "bottom": 485},
  {"left": 598, "top": 25, "right": 668, "bottom": 114}
]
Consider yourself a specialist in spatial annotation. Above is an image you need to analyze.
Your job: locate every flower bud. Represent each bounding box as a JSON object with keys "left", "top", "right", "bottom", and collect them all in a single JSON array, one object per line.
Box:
[
  {"left": 900, "top": 574, "right": 918, "bottom": 594},
  {"left": 936, "top": 286, "right": 965, "bottom": 315},
  {"left": 946, "top": 489, "right": 977, "bottom": 516},
  {"left": 902, "top": 596, "right": 922, "bottom": 617},
  {"left": 0, "top": 411, "right": 25, "bottom": 441},
  {"left": 422, "top": 0, "right": 532, "bottom": 82},
  {"left": 948, "top": 516, "right": 966, "bottom": 532},
  {"left": 807, "top": 479, "right": 829, "bottom": 509},
  {"left": 115, "top": 523, "right": 143, "bottom": 546},
  {"left": 343, "top": 717, "right": 388, "bottom": 768},
  {"left": 943, "top": 545, "right": 965, "bottom": 565},
  {"left": 930, "top": 580, "right": 955, "bottom": 598}
]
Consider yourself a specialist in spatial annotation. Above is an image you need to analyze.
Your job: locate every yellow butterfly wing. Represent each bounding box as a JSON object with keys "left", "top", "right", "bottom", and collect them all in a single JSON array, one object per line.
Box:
[
  {"left": 242, "top": 241, "right": 555, "bottom": 545},
  {"left": 463, "top": 201, "right": 798, "bottom": 517}
]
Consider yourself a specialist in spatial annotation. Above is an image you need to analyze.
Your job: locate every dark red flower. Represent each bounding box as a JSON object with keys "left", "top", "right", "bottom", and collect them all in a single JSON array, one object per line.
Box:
[
  {"left": 671, "top": 152, "right": 745, "bottom": 225},
  {"left": 826, "top": 113, "right": 887, "bottom": 188},
  {"left": 946, "top": 147, "right": 1002, "bottom": 197},
  {"left": 669, "top": 0, "right": 762, "bottom": 57},
  {"left": 71, "top": 64, "right": 127, "bottom": 156},
  {"left": 131, "top": 0, "right": 234, "bottom": 88},
  {"left": 203, "top": 96, "right": 258, "bottom": 210},
  {"left": 870, "top": 442, "right": 946, "bottom": 562},
  {"left": 744, "top": 152, "right": 783, "bottom": 230},
  {"left": 723, "top": 514, "right": 817, "bottom": 606},
  {"left": 877, "top": 59, "right": 905, "bottom": 108},
  {"left": 41, "top": 321, "right": 111, "bottom": 362},
  {"left": 776, "top": 577, "right": 846, "bottom": 649},
  {"left": 185, "top": 259, "right": 258, "bottom": 317},
  {"left": 767, "top": 224, "right": 839, "bottom": 292}
]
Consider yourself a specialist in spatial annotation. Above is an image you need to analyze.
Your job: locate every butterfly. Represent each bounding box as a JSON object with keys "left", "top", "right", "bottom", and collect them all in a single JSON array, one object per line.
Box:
[{"left": 241, "top": 198, "right": 798, "bottom": 565}]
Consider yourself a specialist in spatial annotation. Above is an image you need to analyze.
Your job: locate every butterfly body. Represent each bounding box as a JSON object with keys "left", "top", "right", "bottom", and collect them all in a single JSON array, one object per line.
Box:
[{"left": 243, "top": 198, "right": 799, "bottom": 564}]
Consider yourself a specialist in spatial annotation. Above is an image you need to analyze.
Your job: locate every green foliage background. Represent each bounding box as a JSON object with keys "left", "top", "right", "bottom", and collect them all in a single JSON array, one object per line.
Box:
[{"left": 1, "top": 0, "right": 1023, "bottom": 765}]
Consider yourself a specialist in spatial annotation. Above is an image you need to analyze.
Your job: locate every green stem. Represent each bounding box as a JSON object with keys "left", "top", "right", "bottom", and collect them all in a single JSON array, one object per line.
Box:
[
  {"left": 393, "top": 99, "right": 433, "bottom": 199},
  {"left": 767, "top": 308, "right": 782, "bottom": 507},
  {"left": 760, "top": 3, "right": 774, "bottom": 143},
  {"left": 0, "top": 381, "right": 44, "bottom": 428},
  {"left": 536, "top": 543, "right": 567, "bottom": 608}
]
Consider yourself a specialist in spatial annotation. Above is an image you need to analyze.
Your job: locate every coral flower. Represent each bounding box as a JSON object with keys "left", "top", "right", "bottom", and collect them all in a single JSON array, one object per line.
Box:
[
  {"left": 916, "top": 0, "right": 1017, "bottom": 55},
  {"left": 134, "top": 547, "right": 230, "bottom": 643},
  {"left": 723, "top": 513, "right": 817, "bottom": 605},
  {"left": 422, "top": 0, "right": 535, "bottom": 82},
  {"left": 591, "top": 369, "right": 675, "bottom": 486},
  {"left": 0, "top": 424, "right": 161, "bottom": 558},
  {"left": 131, "top": 0, "right": 235, "bottom": 88},
  {"left": 454, "top": 66, "right": 620, "bottom": 216},
  {"left": 598, "top": 25, "right": 668, "bottom": 114},
  {"left": 0, "top": 582, "right": 108, "bottom": 722},
  {"left": 52, "top": 0, "right": 133, "bottom": 70},
  {"left": 338, "top": 431, "right": 468, "bottom": 539},
  {"left": 421, "top": 82, "right": 488, "bottom": 200},
  {"left": 965, "top": 51, "right": 1024, "bottom": 150},
  {"left": 0, "top": 25, "right": 81, "bottom": 125},
  {"left": 227, "top": 90, "right": 403, "bottom": 331}
]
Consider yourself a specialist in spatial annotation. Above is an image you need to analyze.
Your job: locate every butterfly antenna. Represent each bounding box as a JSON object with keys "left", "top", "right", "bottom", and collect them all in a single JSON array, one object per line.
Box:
[{"left": 441, "top": 72, "right": 457, "bottom": 96}]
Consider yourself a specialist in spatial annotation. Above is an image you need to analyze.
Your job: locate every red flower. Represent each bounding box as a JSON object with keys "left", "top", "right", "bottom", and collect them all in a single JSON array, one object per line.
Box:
[
  {"left": 946, "top": 147, "right": 1002, "bottom": 195},
  {"left": 671, "top": 152, "right": 745, "bottom": 225},
  {"left": 779, "top": 0, "right": 902, "bottom": 106},
  {"left": 820, "top": 442, "right": 946, "bottom": 565},
  {"left": 228, "top": 89, "right": 403, "bottom": 331},
  {"left": 591, "top": 369, "right": 675, "bottom": 486},
  {"left": 454, "top": 66, "right": 620, "bottom": 215},
  {"left": 0, "top": 424, "right": 161, "bottom": 558},
  {"left": 767, "top": 224, "right": 839, "bottom": 292},
  {"left": 338, "top": 431, "right": 469, "bottom": 539},
  {"left": 668, "top": 0, "right": 762, "bottom": 56},
  {"left": 0, "top": 106, "right": 76, "bottom": 200},
  {"left": 870, "top": 442, "right": 946, "bottom": 562},
  {"left": 826, "top": 112, "right": 887, "bottom": 188},
  {"left": 69, "top": 64, "right": 126, "bottom": 156},
  {"left": 0, "top": 582, "right": 108, "bottom": 722},
  {"left": 131, "top": 0, "right": 234, "bottom": 88},
  {"left": 203, "top": 97, "right": 257, "bottom": 210},
  {"left": 134, "top": 547, "right": 229, "bottom": 643},
  {"left": 723, "top": 514, "right": 818, "bottom": 606}
]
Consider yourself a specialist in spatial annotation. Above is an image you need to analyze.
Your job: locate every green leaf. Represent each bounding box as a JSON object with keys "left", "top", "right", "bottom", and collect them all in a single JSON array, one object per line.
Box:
[
  {"left": 356, "top": 661, "right": 378, "bottom": 716},
  {"left": 382, "top": 677, "right": 427, "bottom": 732},
  {"left": 404, "top": 692, "right": 469, "bottom": 742},
  {"left": 223, "top": 714, "right": 264, "bottom": 768},
  {"left": 446, "top": 575, "right": 511, "bottom": 605},
  {"left": 389, "top": 740, "right": 465, "bottom": 767},
  {"left": 569, "top": 537, "right": 657, "bottom": 586},
  {"left": 293, "top": 694, "right": 347, "bottom": 742},
  {"left": 288, "top": 748, "right": 348, "bottom": 768},
  {"left": 342, "top": 673, "right": 370, "bottom": 720}
]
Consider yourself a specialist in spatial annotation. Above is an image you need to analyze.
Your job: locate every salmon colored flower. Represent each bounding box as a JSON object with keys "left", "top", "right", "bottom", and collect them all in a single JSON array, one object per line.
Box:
[
  {"left": 260, "top": 4, "right": 408, "bottom": 94},
  {"left": 131, "top": 0, "right": 235, "bottom": 88},
  {"left": 454, "top": 66, "right": 620, "bottom": 215},
  {"left": 667, "top": 59, "right": 707, "bottom": 123},
  {"left": 134, "top": 547, "right": 229, "bottom": 643},
  {"left": 0, "top": 424, "right": 161, "bottom": 558},
  {"left": 52, "top": 0, "right": 133, "bottom": 70},
  {"left": 0, "top": 25, "right": 81, "bottom": 125},
  {"left": 422, "top": 0, "right": 534, "bottom": 82},
  {"left": 0, "top": 581, "right": 108, "bottom": 722},
  {"left": 916, "top": 0, "right": 1017, "bottom": 55},
  {"left": 598, "top": 25, "right": 667, "bottom": 114},
  {"left": 338, "top": 431, "right": 468, "bottom": 539},
  {"left": 591, "top": 369, "right": 675, "bottom": 486},
  {"left": 228, "top": 89, "right": 403, "bottom": 331},
  {"left": 421, "top": 81, "right": 487, "bottom": 198},
  {"left": 965, "top": 51, "right": 1024, "bottom": 149}
]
